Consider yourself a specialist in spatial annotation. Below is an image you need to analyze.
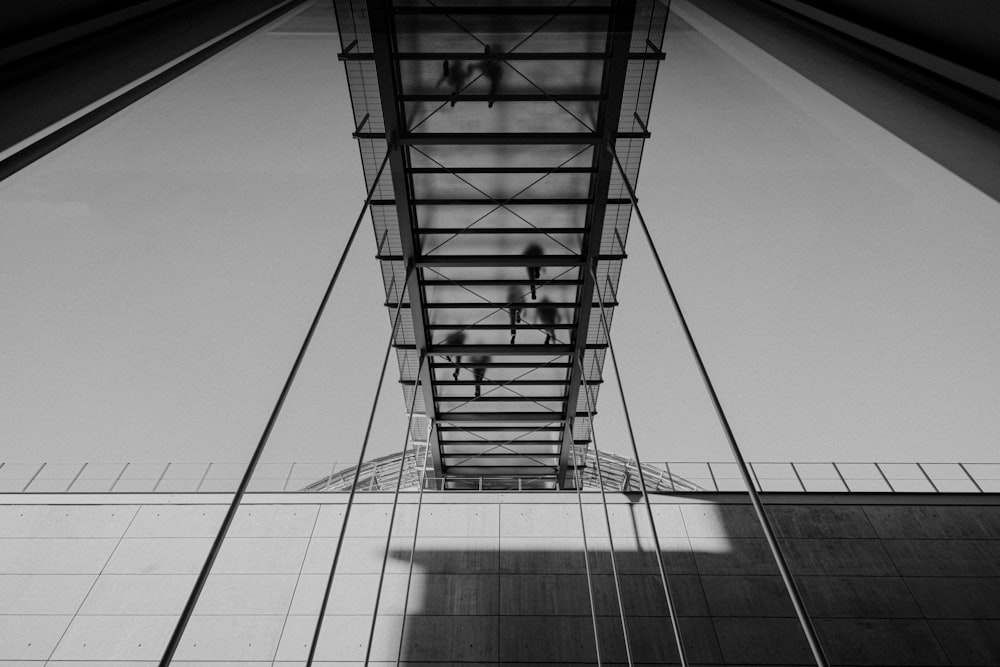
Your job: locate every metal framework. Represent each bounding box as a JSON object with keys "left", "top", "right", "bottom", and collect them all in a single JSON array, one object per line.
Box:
[
  {"left": 305, "top": 446, "right": 704, "bottom": 492},
  {"left": 334, "top": 0, "right": 669, "bottom": 489}
]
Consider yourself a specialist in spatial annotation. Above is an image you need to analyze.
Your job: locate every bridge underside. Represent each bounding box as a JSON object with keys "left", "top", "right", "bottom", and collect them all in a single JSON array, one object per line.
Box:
[{"left": 335, "top": 0, "right": 667, "bottom": 489}]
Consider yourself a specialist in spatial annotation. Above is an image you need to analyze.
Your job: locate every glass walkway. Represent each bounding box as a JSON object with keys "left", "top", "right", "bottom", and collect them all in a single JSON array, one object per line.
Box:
[{"left": 336, "top": 0, "right": 668, "bottom": 489}]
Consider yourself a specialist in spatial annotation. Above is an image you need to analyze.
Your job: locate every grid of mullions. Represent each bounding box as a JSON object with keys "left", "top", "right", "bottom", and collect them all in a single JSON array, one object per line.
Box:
[{"left": 335, "top": 0, "right": 666, "bottom": 488}]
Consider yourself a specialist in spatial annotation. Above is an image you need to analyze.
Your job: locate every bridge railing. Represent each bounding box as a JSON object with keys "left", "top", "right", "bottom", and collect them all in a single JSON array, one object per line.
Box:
[{"left": 1, "top": 460, "right": 997, "bottom": 493}]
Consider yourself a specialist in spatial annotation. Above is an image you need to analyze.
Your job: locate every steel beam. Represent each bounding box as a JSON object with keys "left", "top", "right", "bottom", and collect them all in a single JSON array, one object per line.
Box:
[
  {"left": 430, "top": 344, "right": 575, "bottom": 355},
  {"left": 354, "top": 132, "right": 650, "bottom": 143},
  {"left": 397, "top": 254, "right": 625, "bottom": 267},
  {"left": 436, "top": 424, "right": 564, "bottom": 432},
  {"left": 429, "top": 379, "right": 601, "bottom": 386},
  {"left": 416, "top": 227, "right": 585, "bottom": 234},
  {"left": 393, "top": 5, "right": 611, "bottom": 14},
  {"left": 340, "top": 50, "right": 665, "bottom": 61},
  {"left": 557, "top": 0, "right": 636, "bottom": 488},
  {"left": 439, "top": 412, "right": 566, "bottom": 423},
  {"left": 386, "top": 300, "right": 618, "bottom": 308},
  {"left": 408, "top": 167, "right": 595, "bottom": 174},
  {"left": 421, "top": 278, "right": 583, "bottom": 286},
  {"left": 427, "top": 323, "right": 577, "bottom": 330},
  {"left": 367, "top": 0, "right": 444, "bottom": 478},
  {"left": 431, "top": 361, "right": 573, "bottom": 369},
  {"left": 400, "top": 93, "right": 603, "bottom": 102},
  {"left": 442, "top": 466, "right": 560, "bottom": 475},
  {"left": 406, "top": 198, "right": 631, "bottom": 205}
]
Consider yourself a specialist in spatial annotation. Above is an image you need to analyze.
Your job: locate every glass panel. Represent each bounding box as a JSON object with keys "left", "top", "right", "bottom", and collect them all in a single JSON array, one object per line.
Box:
[
  {"left": 879, "top": 463, "right": 935, "bottom": 492},
  {"left": 793, "top": 463, "right": 848, "bottom": 492},
  {"left": 752, "top": 463, "right": 803, "bottom": 492},
  {"left": 669, "top": 463, "right": 716, "bottom": 491},
  {"left": 0, "top": 463, "right": 44, "bottom": 492},
  {"left": 964, "top": 463, "right": 1000, "bottom": 492},
  {"left": 23, "top": 463, "right": 85, "bottom": 492},
  {"left": 112, "top": 463, "right": 169, "bottom": 492},
  {"left": 920, "top": 463, "right": 978, "bottom": 492},
  {"left": 68, "top": 463, "right": 128, "bottom": 493},
  {"left": 708, "top": 462, "right": 745, "bottom": 491},
  {"left": 836, "top": 463, "right": 892, "bottom": 492}
]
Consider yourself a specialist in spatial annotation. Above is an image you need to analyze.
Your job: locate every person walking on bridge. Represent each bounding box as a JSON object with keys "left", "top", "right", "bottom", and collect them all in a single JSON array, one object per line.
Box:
[
  {"left": 523, "top": 242, "right": 543, "bottom": 300},
  {"left": 537, "top": 297, "right": 561, "bottom": 345}
]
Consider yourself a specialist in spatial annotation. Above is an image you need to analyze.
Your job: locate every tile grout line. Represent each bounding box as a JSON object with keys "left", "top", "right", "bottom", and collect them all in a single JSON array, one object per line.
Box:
[
  {"left": 43, "top": 503, "right": 142, "bottom": 665},
  {"left": 862, "top": 505, "right": 955, "bottom": 666},
  {"left": 497, "top": 499, "right": 501, "bottom": 665},
  {"left": 677, "top": 503, "right": 725, "bottom": 663},
  {"left": 270, "top": 504, "right": 322, "bottom": 666}
]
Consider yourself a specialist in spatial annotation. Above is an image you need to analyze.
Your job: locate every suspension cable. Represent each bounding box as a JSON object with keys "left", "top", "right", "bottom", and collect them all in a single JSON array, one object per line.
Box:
[
  {"left": 571, "top": 410, "right": 604, "bottom": 666},
  {"left": 159, "top": 148, "right": 391, "bottom": 666},
  {"left": 395, "top": 424, "right": 433, "bottom": 666},
  {"left": 607, "top": 142, "right": 829, "bottom": 667},
  {"left": 364, "top": 353, "right": 426, "bottom": 666},
  {"left": 580, "top": 361, "right": 634, "bottom": 667},
  {"left": 305, "top": 263, "right": 414, "bottom": 666},
  {"left": 588, "top": 264, "right": 689, "bottom": 667}
]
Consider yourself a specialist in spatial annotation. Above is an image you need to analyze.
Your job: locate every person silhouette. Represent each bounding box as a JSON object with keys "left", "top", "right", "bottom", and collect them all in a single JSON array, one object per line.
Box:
[
  {"left": 523, "top": 242, "right": 543, "bottom": 300},
  {"left": 476, "top": 44, "right": 504, "bottom": 108},
  {"left": 537, "top": 297, "right": 561, "bottom": 345},
  {"left": 506, "top": 284, "right": 524, "bottom": 344},
  {"left": 469, "top": 355, "right": 490, "bottom": 398},
  {"left": 443, "top": 330, "right": 466, "bottom": 381},
  {"left": 436, "top": 60, "right": 472, "bottom": 107}
]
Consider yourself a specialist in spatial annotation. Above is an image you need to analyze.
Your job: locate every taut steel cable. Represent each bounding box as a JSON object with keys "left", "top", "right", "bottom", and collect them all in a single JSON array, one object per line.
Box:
[
  {"left": 607, "top": 143, "right": 829, "bottom": 667},
  {"left": 159, "top": 148, "right": 392, "bottom": 666},
  {"left": 580, "top": 361, "right": 635, "bottom": 667},
  {"left": 571, "top": 407, "right": 604, "bottom": 666},
  {"left": 588, "top": 263, "right": 689, "bottom": 667},
  {"left": 305, "top": 263, "right": 415, "bottom": 666},
  {"left": 395, "top": 424, "right": 434, "bottom": 666},
  {"left": 365, "top": 353, "right": 427, "bottom": 665}
]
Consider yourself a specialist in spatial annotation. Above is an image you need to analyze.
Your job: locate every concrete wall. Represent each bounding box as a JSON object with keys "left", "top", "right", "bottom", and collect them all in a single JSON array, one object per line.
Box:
[
  {"left": 780, "top": 0, "right": 1000, "bottom": 79},
  {"left": 0, "top": 492, "right": 998, "bottom": 665}
]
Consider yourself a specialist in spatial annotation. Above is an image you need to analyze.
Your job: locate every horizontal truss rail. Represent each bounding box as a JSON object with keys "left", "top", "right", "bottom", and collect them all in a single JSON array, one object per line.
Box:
[
  {"left": 354, "top": 132, "right": 649, "bottom": 143},
  {"left": 420, "top": 279, "right": 583, "bottom": 286},
  {"left": 408, "top": 167, "right": 594, "bottom": 174},
  {"left": 427, "top": 323, "right": 576, "bottom": 330},
  {"left": 373, "top": 198, "right": 631, "bottom": 205},
  {"left": 393, "top": 5, "right": 612, "bottom": 14},
  {"left": 378, "top": 254, "right": 625, "bottom": 266},
  {"left": 341, "top": 51, "right": 664, "bottom": 61},
  {"left": 385, "top": 301, "right": 618, "bottom": 309},
  {"left": 431, "top": 379, "right": 600, "bottom": 386},
  {"left": 415, "top": 227, "right": 586, "bottom": 235},
  {"left": 400, "top": 93, "right": 603, "bottom": 102}
]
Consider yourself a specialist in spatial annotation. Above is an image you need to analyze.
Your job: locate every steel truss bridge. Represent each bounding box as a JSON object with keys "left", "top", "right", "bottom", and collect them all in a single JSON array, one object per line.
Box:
[{"left": 335, "top": 0, "right": 668, "bottom": 490}]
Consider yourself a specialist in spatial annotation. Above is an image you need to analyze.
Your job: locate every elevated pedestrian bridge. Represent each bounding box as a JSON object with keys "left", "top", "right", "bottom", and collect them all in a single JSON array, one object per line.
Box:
[{"left": 335, "top": 0, "right": 668, "bottom": 489}]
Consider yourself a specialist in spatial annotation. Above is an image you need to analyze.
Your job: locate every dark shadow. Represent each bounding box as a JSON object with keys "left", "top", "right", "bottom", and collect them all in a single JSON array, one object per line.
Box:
[{"left": 382, "top": 497, "right": 1000, "bottom": 666}]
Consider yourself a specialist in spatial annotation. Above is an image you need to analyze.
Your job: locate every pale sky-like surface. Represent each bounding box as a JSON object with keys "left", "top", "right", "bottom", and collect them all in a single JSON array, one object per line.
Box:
[{"left": 1, "top": 0, "right": 998, "bottom": 468}]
